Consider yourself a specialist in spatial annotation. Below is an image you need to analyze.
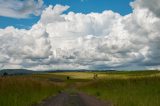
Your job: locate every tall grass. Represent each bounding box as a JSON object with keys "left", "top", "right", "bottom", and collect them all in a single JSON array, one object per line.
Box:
[
  {"left": 0, "top": 76, "right": 64, "bottom": 106},
  {"left": 1, "top": 71, "right": 160, "bottom": 106},
  {"left": 79, "top": 76, "right": 160, "bottom": 106}
]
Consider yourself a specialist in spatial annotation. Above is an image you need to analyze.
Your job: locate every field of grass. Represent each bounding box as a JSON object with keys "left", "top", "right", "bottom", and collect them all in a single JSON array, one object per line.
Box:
[
  {"left": 0, "top": 71, "right": 160, "bottom": 106},
  {"left": 0, "top": 75, "right": 65, "bottom": 106},
  {"left": 79, "top": 77, "right": 160, "bottom": 106},
  {"left": 76, "top": 71, "right": 160, "bottom": 106},
  {"left": 53, "top": 71, "right": 160, "bottom": 106}
]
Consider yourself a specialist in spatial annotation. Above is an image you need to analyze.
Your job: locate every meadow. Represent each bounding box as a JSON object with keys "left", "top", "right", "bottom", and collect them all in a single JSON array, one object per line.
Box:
[
  {"left": 0, "top": 74, "right": 65, "bottom": 106},
  {"left": 77, "top": 71, "right": 160, "bottom": 106},
  {"left": 0, "top": 71, "right": 160, "bottom": 106}
]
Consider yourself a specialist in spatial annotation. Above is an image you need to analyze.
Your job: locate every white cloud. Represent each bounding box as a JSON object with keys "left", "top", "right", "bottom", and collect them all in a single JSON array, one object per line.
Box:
[
  {"left": 131, "top": 0, "right": 160, "bottom": 17},
  {"left": 0, "top": 0, "right": 44, "bottom": 18},
  {"left": 1, "top": 0, "right": 160, "bottom": 70}
]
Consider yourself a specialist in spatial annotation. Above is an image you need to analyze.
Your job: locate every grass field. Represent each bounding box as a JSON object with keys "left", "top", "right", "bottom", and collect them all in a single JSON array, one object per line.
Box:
[
  {"left": 0, "top": 71, "right": 160, "bottom": 106},
  {"left": 0, "top": 75, "right": 65, "bottom": 106},
  {"left": 78, "top": 72, "right": 160, "bottom": 106}
]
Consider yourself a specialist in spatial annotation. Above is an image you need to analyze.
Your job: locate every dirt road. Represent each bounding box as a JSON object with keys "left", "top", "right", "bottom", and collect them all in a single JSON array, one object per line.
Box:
[{"left": 35, "top": 92, "right": 112, "bottom": 106}]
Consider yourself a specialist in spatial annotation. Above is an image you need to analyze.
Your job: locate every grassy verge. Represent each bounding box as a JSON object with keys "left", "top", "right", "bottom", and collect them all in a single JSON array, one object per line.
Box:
[
  {"left": 79, "top": 76, "right": 160, "bottom": 106},
  {"left": 0, "top": 75, "right": 64, "bottom": 106}
]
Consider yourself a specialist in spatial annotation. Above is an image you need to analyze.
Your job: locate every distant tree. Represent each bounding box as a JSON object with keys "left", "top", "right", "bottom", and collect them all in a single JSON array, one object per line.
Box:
[
  {"left": 3, "top": 72, "right": 8, "bottom": 76},
  {"left": 67, "top": 76, "right": 70, "bottom": 80}
]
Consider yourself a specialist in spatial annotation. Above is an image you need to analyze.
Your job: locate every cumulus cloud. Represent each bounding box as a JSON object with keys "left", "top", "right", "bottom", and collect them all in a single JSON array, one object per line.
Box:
[
  {"left": 0, "top": 0, "right": 44, "bottom": 18},
  {"left": 131, "top": 0, "right": 160, "bottom": 17},
  {"left": 0, "top": 0, "right": 160, "bottom": 70}
]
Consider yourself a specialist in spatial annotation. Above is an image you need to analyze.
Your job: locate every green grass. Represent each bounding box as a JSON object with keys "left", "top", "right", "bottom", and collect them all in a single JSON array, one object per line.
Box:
[
  {"left": 50, "top": 71, "right": 160, "bottom": 106},
  {"left": 52, "top": 71, "right": 160, "bottom": 79},
  {"left": 78, "top": 72, "right": 160, "bottom": 106},
  {"left": 0, "top": 75, "right": 65, "bottom": 106},
  {"left": 1, "top": 71, "right": 160, "bottom": 106}
]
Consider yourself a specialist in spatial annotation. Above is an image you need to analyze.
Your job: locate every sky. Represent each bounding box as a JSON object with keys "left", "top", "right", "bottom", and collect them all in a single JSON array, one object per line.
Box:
[
  {"left": 0, "top": 0, "right": 133, "bottom": 29},
  {"left": 0, "top": 0, "right": 160, "bottom": 70}
]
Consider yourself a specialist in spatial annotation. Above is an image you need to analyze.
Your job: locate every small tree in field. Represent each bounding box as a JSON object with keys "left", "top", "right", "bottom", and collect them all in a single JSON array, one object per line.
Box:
[
  {"left": 67, "top": 76, "right": 70, "bottom": 80},
  {"left": 3, "top": 72, "right": 8, "bottom": 76}
]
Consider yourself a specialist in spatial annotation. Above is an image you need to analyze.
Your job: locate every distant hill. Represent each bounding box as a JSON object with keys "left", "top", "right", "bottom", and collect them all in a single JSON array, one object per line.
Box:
[
  {"left": 0, "top": 69, "right": 37, "bottom": 76},
  {"left": 0, "top": 69, "right": 117, "bottom": 76},
  {"left": 45, "top": 69, "right": 116, "bottom": 73}
]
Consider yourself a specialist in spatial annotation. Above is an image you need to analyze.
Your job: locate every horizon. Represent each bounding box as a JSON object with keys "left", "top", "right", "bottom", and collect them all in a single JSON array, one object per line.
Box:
[{"left": 0, "top": 68, "right": 159, "bottom": 72}]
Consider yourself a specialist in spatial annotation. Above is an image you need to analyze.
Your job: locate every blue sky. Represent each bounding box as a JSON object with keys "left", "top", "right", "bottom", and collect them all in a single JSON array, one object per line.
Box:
[{"left": 0, "top": 0, "right": 133, "bottom": 29}]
